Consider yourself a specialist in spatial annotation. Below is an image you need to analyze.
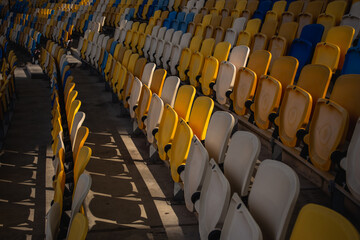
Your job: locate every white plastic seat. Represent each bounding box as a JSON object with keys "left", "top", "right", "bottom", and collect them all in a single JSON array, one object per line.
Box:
[
  {"left": 45, "top": 202, "right": 61, "bottom": 240},
  {"left": 155, "top": 29, "right": 175, "bottom": 66},
  {"left": 213, "top": 61, "right": 236, "bottom": 105},
  {"left": 70, "top": 112, "right": 86, "bottom": 150},
  {"left": 167, "top": 33, "right": 192, "bottom": 72},
  {"left": 141, "top": 63, "right": 156, "bottom": 86},
  {"left": 224, "top": 131, "right": 260, "bottom": 197},
  {"left": 144, "top": 94, "right": 164, "bottom": 143},
  {"left": 219, "top": 193, "right": 262, "bottom": 240},
  {"left": 143, "top": 34, "right": 153, "bottom": 59},
  {"left": 249, "top": 160, "right": 300, "bottom": 240},
  {"left": 67, "top": 173, "right": 92, "bottom": 236},
  {"left": 128, "top": 77, "right": 143, "bottom": 119},
  {"left": 182, "top": 135, "right": 209, "bottom": 212},
  {"left": 224, "top": 17, "right": 247, "bottom": 47},
  {"left": 204, "top": 111, "right": 235, "bottom": 164},
  {"left": 160, "top": 76, "right": 180, "bottom": 107},
  {"left": 161, "top": 30, "right": 183, "bottom": 68},
  {"left": 342, "top": 118, "right": 360, "bottom": 202},
  {"left": 228, "top": 45, "right": 250, "bottom": 72},
  {"left": 341, "top": 16, "right": 360, "bottom": 40},
  {"left": 198, "top": 159, "right": 231, "bottom": 240},
  {"left": 149, "top": 27, "right": 167, "bottom": 62}
]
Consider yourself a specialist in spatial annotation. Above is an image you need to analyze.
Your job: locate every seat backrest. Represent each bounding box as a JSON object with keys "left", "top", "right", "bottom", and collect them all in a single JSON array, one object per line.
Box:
[
  {"left": 325, "top": 0, "right": 347, "bottom": 24},
  {"left": 205, "top": 111, "right": 235, "bottom": 164},
  {"left": 311, "top": 42, "right": 340, "bottom": 72},
  {"left": 145, "top": 94, "right": 164, "bottom": 144},
  {"left": 67, "top": 213, "right": 88, "bottom": 240},
  {"left": 199, "top": 37, "right": 215, "bottom": 57},
  {"left": 156, "top": 104, "right": 178, "bottom": 160},
  {"left": 228, "top": 45, "right": 250, "bottom": 71},
  {"left": 270, "top": 56, "right": 298, "bottom": 97},
  {"left": 183, "top": 135, "right": 209, "bottom": 212},
  {"left": 213, "top": 41, "right": 231, "bottom": 62},
  {"left": 150, "top": 68, "right": 167, "bottom": 96},
  {"left": 231, "top": 17, "right": 246, "bottom": 33},
  {"left": 141, "top": 62, "right": 156, "bottom": 86},
  {"left": 244, "top": 18, "right": 262, "bottom": 36},
  {"left": 70, "top": 112, "right": 86, "bottom": 149},
  {"left": 224, "top": 131, "right": 260, "bottom": 197},
  {"left": 278, "top": 21, "right": 298, "bottom": 45},
  {"left": 302, "top": 0, "right": 323, "bottom": 20},
  {"left": 290, "top": 203, "right": 360, "bottom": 240},
  {"left": 341, "top": 47, "right": 360, "bottom": 75},
  {"left": 70, "top": 173, "right": 92, "bottom": 226},
  {"left": 297, "top": 64, "right": 331, "bottom": 108},
  {"left": 127, "top": 53, "right": 139, "bottom": 74},
  {"left": 259, "top": 19, "right": 278, "bottom": 40},
  {"left": 305, "top": 98, "right": 348, "bottom": 171},
  {"left": 68, "top": 100, "right": 81, "bottom": 134},
  {"left": 188, "top": 96, "right": 214, "bottom": 141},
  {"left": 325, "top": 25, "right": 355, "bottom": 69},
  {"left": 136, "top": 85, "right": 152, "bottom": 129},
  {"left": 249, "top": 160, "right": 299, "bottom": 240},
  {"left": 160, "top": 76, "right": 180, "bottom": 107},
  {"left": 45, "top": 202, "right": 61, "bottom": 240},
  {"left": 276, "top": 85, "right": 312, "bottom": 147},
  {"left": 173, "top": 85, "right": 196, "bottom": 122},
  {"left": 134, "top": 57, "right": 147, "bottom": 79},
  {"left": 247, "top": 50, "right": 271, "bottom": 79},
  {"left": 169, "top": 119, "right": 193, "bottom": 182},
  {"left": 73, "top": 146, "right": 92, "bottom": 190},
  {"left": 220, "top": 193, "right": 262, "bottom": 240},
  {"left": 330, "top": 74, "right": 360, "bottom": 139},
  {"left": 199, "top": 159, "right": 231, "bottom": 240},
  {"left": 214, "top": 61, "right": 236, "bottom": 105}
]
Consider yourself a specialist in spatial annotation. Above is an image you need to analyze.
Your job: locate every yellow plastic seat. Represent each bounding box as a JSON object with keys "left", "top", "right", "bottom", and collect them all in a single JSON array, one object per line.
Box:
[
  {"left": 67, "top": 213, "right": 88, "bottom": 240},
  {"left": 247, "top": 50, "right": 272, "bottom": 82},
  {"left": 53, "top": 170, "right": 65, "bottom": 213},
  {"left": 230, "top": 67, "right": 257, "bottom": 116},
  {"left": 274, "top": 85, "right": 312, "bottom": 147},
  {"left": 236, "top": 18, "right": 262, "bottom": 47},
  {"left": 155, "top": 104, "right": 178, "bottom": 161},
  {"left": 214, "top": 16, "right": 234, "bottom": 43},
  {"left": 317, "top": 14, "right": 336, "bottom": 41},
  {"left": 188, "top": 38, "right": 215, "bottom": 87},
  {"left": 325, "top": 26, "right": 355, "bottom": 69},
  {"left": 167, "top": 119, "right": 193, "bottom": 182},
  {"left": 111, "top": 61, "right": 122, "bottom": 91},
  {"left": 268, "top": 22, "right": 298, "bottom": 66},
  {"left": 173, "top": 85, "right": 196, "bottom": 122},
  {"left": 199, "top": 42, "right": 231, "bottom": 95},
  {"left": 135, "top": 85, "right": 152, "bottom": 130},
  {"left": 266, "top": 0, "right": 287, "bottom": 21},
  {"left": 65, "top": 90, "right": 78, "bottom": 116},
  {"left": 204, "top": 15, "right": 222, "bottom": 39},
  {"left": 251, "top": 75, "right": 282, "bottom": 129},
  {"left": 72, "top": 126, "right": 89, "bottom": 165},
  {"left": 290, "top": 204, "right": 360, "bottom": 240},
  {"left": 133, "top": 57, "right": 147, "bottom": 79},
  {"left": 150, "top": 68, "right": 166, "bottom": 96},
  {"left": 252, "top": 19, "right": 278, "bottom": 51},
  {"left": 282, "top": 1, "right": 304, "bottom": 23},
  {"left": 187, "top": 13, "right": 204, "bottom": 35},
  {"left": 242, "top": 0, "right": 259, "bottom": 18},
  {"left": 188, "top": 97, "right": 214, "bottom": 141},
  {"left": 312, "top": 42, "right": 340, "bottom": 72},
  {"left": 322, "top": 0, "right": 347, "bottom": 25},
  {"left": 177, "top": 35, "right": 203, "bottom": 81},
  {"left": 67, "top": 100, "right": 81, "bottom": 134},
  {"left": 304, "top": 98, "right": 349, "bottom": 171},
  {"left": 73, "top": 146, "right": 92, "bottom": 189},
  {"left": 296, "top": 64, "right": 332, "bottom": 110},
  {"left": 230, "top": 0, "right": 247, "bottom": 18},
  {"left": 330, "top": 74, "right": 360, "bottom": 140}
]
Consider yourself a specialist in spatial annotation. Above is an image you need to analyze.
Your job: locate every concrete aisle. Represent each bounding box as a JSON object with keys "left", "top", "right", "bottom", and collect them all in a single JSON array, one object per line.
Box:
[
  {"left": 70, "top": 66, "right": 199, "bottom": 239},
  {"left": 0, "top": 64, "right": 52, "bottom": 239}
]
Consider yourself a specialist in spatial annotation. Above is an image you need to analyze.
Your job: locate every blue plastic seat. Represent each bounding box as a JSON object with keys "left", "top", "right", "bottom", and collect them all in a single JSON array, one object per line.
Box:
[
  {"left": 110, "top": 41, "right": 118, "bottom": 55},
  {"left": 252, "top": 0, "right": 273, "bottom": 21},
  {"left": 289, "top": 39, "right": 313, "bottom": 79},
  {"left": 299, "top": 24, "right": 324, "bottom": 48},
  {"left": 341, "top": 47, "right": 360, "bottom": 74},
  {"left": 171, "top": 12, "right": 186, "bottom": 30},
  {"left": 179, "top": 12, "right": 195, "bottom": 33},
  {"left": 163, "top": 11, "right": 178, "bottom": 29},
  {"left": 125, "top": 8, "right": 135, "bottom": 21}
]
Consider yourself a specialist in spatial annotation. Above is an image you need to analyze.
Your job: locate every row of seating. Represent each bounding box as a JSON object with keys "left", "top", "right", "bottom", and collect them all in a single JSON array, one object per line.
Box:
[
  {"left": 74, "top": 10, "right": 360, "bottom": 239},
  {"left": 38, "top": 40, "right": 91, "bottom": 240},
  {"left": 71, "top": 0, "right": 360, "bottom": 210},
  {"left": 0, "top": 37, "right": 17, "bottom": 147}
]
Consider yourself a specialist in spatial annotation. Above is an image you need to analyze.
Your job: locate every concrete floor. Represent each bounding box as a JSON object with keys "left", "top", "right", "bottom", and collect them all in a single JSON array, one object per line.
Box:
[{"left": 0, "top": 47, "right": 358, "bottom": 239}]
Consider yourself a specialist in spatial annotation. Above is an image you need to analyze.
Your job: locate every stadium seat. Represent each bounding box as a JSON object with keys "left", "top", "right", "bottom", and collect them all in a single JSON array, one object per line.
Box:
[
  {"left": 218, "top": 193, "right": 262, "bottom": 240},
  {"left": 188, "top": 96, "right": 214, "bottom": 141},
  {"left": 290, "top": 204, "right": 360, "bottom": 240},
  {"left": 224, "top": 131, "right": 260, "bottom": 196},
  {"left": 213, "top": 61, "right": 236, "bottom": 105},
  {"left": 154, "top": 104, "right": 178, "bottom": 161},
  {"left": 173, "top": 85, "right": 196, "bottom": 122},
  {"left": 160, "top": 76, "right": 180, "bottom": 107},
  {"left": 342, "top": 47, "right": 360, "bottom": 74},
  {"left": 144, "top": 94, "right": 164, "bottom": 144},
  {"left": 45, "top": 202, "right": 61, "bottom": 240},
  {"left": 198, "top": 159, "right": 231, "bottom": 240},
  {"left": 312, "top": 42, "right": 340, "bottom": 72},
  {"left": 67, "top": 213, "right": 88, "bottom": 240},
  {"left": 204, "top": 111, "right": 235, "bottom": 164}
]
